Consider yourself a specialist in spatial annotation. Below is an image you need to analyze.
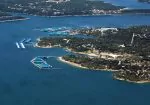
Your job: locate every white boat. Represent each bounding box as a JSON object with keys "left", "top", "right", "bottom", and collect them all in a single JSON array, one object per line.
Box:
[
  {"left": 16, "top": 42, "right": 20, "bottom": 48},
  {"left": 20, "top": 43, "right": 25, "bottom": 48}
]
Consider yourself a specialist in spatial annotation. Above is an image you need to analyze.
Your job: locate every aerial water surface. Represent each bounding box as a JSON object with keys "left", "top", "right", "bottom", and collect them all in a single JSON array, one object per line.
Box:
[{"left": 1, "top": 14, "right": 150, "bottom": 105}]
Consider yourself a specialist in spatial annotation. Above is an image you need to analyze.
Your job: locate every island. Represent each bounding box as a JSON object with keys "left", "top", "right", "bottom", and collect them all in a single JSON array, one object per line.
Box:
[{"left": 36, "top": 25, "right": 150, "bottom": 83}]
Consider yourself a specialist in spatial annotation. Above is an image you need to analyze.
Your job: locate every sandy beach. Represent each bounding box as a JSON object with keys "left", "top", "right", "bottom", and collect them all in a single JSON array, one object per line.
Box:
[
  {"left": 34, "top": 43, "right": 52, "bottom": 48},
  {"left": 58, "top": 57, "right": 88, "bottom": 69},
  {"left": 58, "top": 56, "right": 118, "bottom": 72}
]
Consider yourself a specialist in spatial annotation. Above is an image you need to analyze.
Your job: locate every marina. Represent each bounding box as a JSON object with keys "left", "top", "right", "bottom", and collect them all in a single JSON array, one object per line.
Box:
[
  {"left": 48, "top": 31, "right": 69, "bottom": 35},
  {"left": 15, "top": 42, "right": 25, "bottom": 49},
  {"left": 40, "top": 27, "right": 71, "bottom": 32},
  {"left": 40, "top": 27, "right": 72, "bottom": 36},
  {"left": 31, "top": 56, "right": 53, "bottom": 69},
  {"left": 25, "top": 38, "right": 31, "bottom": 43},
  {"left": 20, "top": 38, "right": 26, "bottom": 43},
  {"left": 15, "top": 38, "right": 34, "bottom": 48}
]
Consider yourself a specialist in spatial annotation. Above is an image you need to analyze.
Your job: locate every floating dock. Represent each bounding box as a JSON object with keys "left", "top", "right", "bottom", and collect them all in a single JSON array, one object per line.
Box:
[
  {"left": 16, "top": 38, "right": 34, "bottom": 49},
  {"left": 31, "top": 57, "right": 53, "bottom": 69},
  {"left": 20, "top": 43, "right": 25, "bottom": 49},
  {"left": 20, "top": 38, "right": 26, "bottom": 43},
  {"left": 25, "top": 38, "right": 31, "bottom": 43},
  {"left": 15, "top": 42, "right": 25, "bottom": 49},
  {"left": 16, "top": 42, "right": 20, "bottom": 48}
]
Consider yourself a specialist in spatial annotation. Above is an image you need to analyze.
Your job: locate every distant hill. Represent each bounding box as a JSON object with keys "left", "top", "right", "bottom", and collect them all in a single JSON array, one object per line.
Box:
[{"left": 0, "top": 0, "right": 124, "bottom": 16}]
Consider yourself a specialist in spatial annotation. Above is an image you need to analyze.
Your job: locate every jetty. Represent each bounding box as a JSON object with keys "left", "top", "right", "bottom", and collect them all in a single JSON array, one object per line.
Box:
[
  {"left": 15, "top": 42, "right": 25, "bottom": 49},
  {"left": 20, "top": 38, "right": 26, "bottom": 43},
  {"left": 20, "top": 43, "right": 25, "bottom": 48},
  {"left": 15, "top": 38, "right": 34, "bottom": 49},
  {"left": 25, "top": 38, "right": 31, "bottom": 43}
]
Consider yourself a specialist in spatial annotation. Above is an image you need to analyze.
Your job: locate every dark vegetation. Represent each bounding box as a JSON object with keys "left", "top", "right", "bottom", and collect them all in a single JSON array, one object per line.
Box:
[
  {"left": 63, "top": 54, "right": 120, "bottom": 70},
  {"left": 38, "top": 37, "right": 94, "bottom": 52},
  {"left": 38, "top": 25, "right": 150, "bottom": 82},
  {"left": 0, "top": 0, "right": 150, "bottom": 16},
  {"left": 77, "top": 26, "right": 150, "bottom": 55},
  {"left": 0, "top": 0, "right": 124, "bottom": 16}
]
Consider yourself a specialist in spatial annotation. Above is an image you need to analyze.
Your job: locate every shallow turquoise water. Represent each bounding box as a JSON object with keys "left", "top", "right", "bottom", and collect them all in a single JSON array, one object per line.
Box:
[{"left": 0, "top": 14, "right": 150, "bottom": 105}]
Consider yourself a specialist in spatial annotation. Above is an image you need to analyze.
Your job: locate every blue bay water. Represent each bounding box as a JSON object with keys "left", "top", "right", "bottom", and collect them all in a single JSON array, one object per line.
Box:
[{"left": 1, "top": 14, "right": 150, "bottom": 105}]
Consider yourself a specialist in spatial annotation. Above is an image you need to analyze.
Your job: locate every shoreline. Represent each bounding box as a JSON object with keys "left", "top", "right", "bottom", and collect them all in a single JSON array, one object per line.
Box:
[
  {"left": 58, "top": 57, "right": 88, "bottom": 69},
  {"left": 36, "top": 44, "right": 120, "bottom": 71},
  {"left": 114, "top": 76, "right": 150, "bottom": 84},
  {"left": 8, "top": 8, "right": 150, "bottom": 19},
  {"left": 36, "top": 43, "right": 150, "bottom": 84},
  {"left": 57, "top": 56, "right": 118, "bottom": 72},
  {"left": 8, "top": 10, "right": 133, "bottom": 19},
  {"left": 0, "top": 18, "right": 30, "bottom": 23},
  {"left": 57, "top": 53, "right": 150, "bottom": 84},
  {"left": 34, "top": 43, "right": 52, "bottom": 48}
]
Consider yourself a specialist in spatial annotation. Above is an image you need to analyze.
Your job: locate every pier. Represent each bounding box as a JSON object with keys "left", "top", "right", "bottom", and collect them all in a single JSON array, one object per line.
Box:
[
  {"left": 20, "top": 43, "right": 25, "bottom": 48},
  {"left": 20, "top": 38, "right": 26, "bottom": 43},
  {"left": 16, "top": 42, "right": 20, "bottom": 48},
  {"left": 15, "top": 42, "right": 25, "bottom": 49},
  {"left": 15, "top": 38, "right": 34, "bottom": 49},
  {"left": 25, "top": 38, "right": 31, "bottom": 43}
]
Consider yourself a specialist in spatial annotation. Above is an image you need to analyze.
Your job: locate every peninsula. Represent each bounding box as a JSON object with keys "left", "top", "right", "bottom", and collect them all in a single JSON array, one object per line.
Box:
[
  {"left": 36, "top": 25, "right": 150, "bottom": 83},
  {"left": 0, "top": 12, "right": 28, "bottom": 22}
]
